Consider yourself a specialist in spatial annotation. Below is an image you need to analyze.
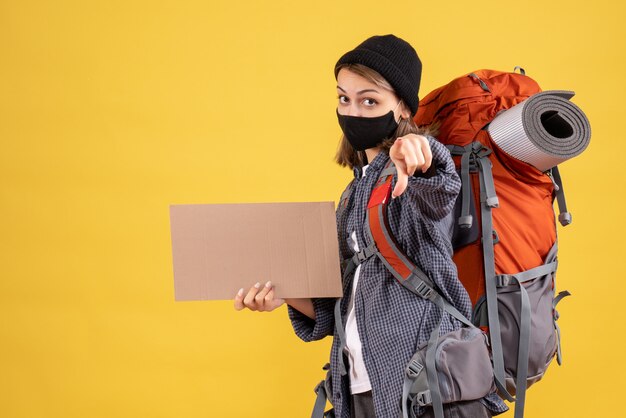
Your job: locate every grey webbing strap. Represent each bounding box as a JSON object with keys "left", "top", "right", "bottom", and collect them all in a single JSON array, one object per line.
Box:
[
  {"left": 476, "top": 145, "right": 499, "bottom": 208},
  {"left": 403, "top": 268, "right": 437, "bottom": 300},
  {"left": 545, "top": 244, "right": 568, "bottom": 364},
  {"left": 545, "top": 240, "right": 558, "bottom": 263},
  {"left": 555, "top": 320, "right": 564, "bottom": 366},
  {"left": 469, "top": 73, "right": 491, "bottom": 92},
  {"left": 334, "top": 298, "right": 348, "bottom": 376},
  {"left": 478, "top": 157, "right": 514, "bottom": 402},
  {"left": 334, "top": 242, "right": 379, "bottom": 377},
  {"left": 337, "top": 180, "right": 355, "bottom": 223},
  {"left": 403, "top": 270, "right": 474, "bottom": 329},
  {"left": 341, "top": 258, "right": 357, "bottom": 289},
  {"left": 495, "top": 261, "right": 558, "bottom": 287},
  {"left": 554, "top": 290, "right": 571, "bottom": 308},
  {"left": 425, "top": 297, "right": 446, "bottom": 418},
  {"left": 513, "top": 66, "right": 526, "bottom": 75},
  {"left": 553, "top": 290, "right": 571, "bottom": 365},
  {"left": 401, "top": 376, "right": 411, "bottom": 418},
  {"left": 446, "top": 144, "right": 474, "bottom": 228},
  {"left": 379, "top": 165, "right": 397, "bottom": 178},
  {"left": 340, "top": 258, "right": 351, "bottom": 272},
  {"left": 550, "top": 167, "right": 572, "bottom": 226},
  {"left": 312, "top": 380, "right": 328, "bottom": 418},
  {"left": 448, "top": 143, "right": 498, "bottom": 224},
  {"left": 446, "top": 145, "right": 467, "bottom": 157},
  {"left": 512, "top": 277, "right": 532, "bottom": 418},
  {"left": 334, "top": 258, "right": 358, "bottom": 377},
  {"left": 438, "top": 296, "right": 475, "bottom": 329},
  {"left": 459, "top": 145, "right": 473, "bottom": 228},
  {"left": 339, "top": 180, "right": 354, "bottom": 207},
  {"left": 401, "top": 355, "right": 419, "bottom": 418}
]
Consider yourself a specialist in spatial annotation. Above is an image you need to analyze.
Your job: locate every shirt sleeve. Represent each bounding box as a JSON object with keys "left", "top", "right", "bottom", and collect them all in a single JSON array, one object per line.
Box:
[
  {"left": 401, "top": 135, "right": 461, "bottom": 221},
  {"left": 287, "top": 297, "right": 336, "bottom": 342}
]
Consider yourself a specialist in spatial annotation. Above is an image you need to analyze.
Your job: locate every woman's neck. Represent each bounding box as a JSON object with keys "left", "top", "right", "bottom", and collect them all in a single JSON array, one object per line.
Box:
[{"left": 365, "top": 148, "right": 381, "bottom": 165}]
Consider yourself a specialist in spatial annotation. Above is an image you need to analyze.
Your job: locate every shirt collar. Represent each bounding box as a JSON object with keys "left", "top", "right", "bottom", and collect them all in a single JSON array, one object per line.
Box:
[{"left": 352, "top": 152, "right": 390, "bottom": 179}]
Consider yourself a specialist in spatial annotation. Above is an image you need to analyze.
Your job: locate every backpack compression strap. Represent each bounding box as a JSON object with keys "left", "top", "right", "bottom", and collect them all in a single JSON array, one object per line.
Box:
[
  {"left": 447, "top": 142, "right": 499, "bottom": 230},
  {"left": 363, "top": 159, "right": 475, "bottom": 418},
  {"left": 549, "top": 166, "right": 572, "bottom": 226}
]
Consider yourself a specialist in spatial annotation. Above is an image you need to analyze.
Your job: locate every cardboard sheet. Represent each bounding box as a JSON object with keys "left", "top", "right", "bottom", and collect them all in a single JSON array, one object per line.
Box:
[{"left": 169, "top": 202, "right": 343, "bottom": 301}]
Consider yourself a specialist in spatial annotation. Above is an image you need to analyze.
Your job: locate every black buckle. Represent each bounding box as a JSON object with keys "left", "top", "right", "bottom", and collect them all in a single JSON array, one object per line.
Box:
[
  {"left": 414, "top": 281, "right": 434, "bottom": 300},
  {"left": 495, "top": 275, "right": 512, "bottom": 287},
  {"left": 406, "top": 359, "right": 424, "bottom": 378},
  {"left": 355, "top": 244, "right": 376, "bottom": 264},
  {"left": 416, "top": 391, "right": 432, "bottom": 406}
]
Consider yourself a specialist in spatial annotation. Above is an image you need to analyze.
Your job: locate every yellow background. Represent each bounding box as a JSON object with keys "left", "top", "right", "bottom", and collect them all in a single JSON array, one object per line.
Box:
[{"left": 1, "top": 0, "right": 624, "bottom": 417}]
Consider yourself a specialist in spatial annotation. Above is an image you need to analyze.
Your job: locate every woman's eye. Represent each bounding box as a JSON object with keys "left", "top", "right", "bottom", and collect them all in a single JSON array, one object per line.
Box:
[
  {"left": 338, "top": 95, "right": 349, "bottom": 104},
  {"left": 363, "top": 98, "right": 377, "bottom": 106}
]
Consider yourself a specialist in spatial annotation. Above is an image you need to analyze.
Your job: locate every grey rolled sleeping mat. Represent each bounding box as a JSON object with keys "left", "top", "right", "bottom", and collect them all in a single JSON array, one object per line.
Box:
[{"left": 487, "top": 91, "right": 591, "bottom": 172}]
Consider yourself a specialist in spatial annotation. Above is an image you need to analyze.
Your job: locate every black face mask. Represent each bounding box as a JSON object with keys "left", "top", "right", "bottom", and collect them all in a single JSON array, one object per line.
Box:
[{"left": 336, "top": 108, "right": 399, "bottom": 151}]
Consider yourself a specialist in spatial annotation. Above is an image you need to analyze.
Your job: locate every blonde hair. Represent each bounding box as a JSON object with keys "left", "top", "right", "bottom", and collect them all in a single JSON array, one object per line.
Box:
[{"left": 334, "top": 63, "right": 438, "bottom": 169}]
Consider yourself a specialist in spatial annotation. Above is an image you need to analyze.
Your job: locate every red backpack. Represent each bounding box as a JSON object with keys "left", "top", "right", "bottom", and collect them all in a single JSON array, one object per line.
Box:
[{"left": 414, "top": 69, "right": 574, "bottom": 417}]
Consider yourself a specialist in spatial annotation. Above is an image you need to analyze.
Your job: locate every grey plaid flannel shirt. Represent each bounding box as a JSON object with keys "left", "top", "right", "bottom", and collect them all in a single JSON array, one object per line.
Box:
[{"left": 288, "top": 137, "right": 507, "bottom": 418}]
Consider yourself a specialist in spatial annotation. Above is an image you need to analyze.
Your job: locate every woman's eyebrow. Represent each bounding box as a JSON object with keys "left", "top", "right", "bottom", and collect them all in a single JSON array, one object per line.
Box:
[{"left": 336, "top": 86, "right": 381, "bottom": 95}]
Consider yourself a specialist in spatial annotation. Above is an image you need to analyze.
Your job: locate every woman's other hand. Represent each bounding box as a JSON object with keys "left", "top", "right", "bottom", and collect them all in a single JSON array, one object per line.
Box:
[
  {"left": 389, "top": 134, "right": 433, "bottom": 198},
  {"left": 234, "top": 281, "right": 285, "bottom": 312}
]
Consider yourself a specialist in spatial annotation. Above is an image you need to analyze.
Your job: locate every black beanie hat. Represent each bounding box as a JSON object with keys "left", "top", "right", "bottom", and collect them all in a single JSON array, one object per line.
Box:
[{"left": 334, "top": 34, "right": 422, "bottom": 115}]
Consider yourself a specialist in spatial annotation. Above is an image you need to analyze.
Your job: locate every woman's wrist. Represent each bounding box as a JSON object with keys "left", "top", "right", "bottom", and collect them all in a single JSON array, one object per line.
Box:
[{"left": 285, "top": 298, "right": 316, "bottom": 320}]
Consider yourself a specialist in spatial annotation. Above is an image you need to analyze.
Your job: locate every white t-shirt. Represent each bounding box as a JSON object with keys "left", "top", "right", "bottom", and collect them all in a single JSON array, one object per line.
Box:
[{"left": 345, "top": 164, "right": 372, "bottom": 394}]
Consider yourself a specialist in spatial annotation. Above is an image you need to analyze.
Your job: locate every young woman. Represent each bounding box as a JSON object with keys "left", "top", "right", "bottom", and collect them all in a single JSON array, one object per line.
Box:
[{"left": 234, "top": 35, "right": 506, "bottom": 418}]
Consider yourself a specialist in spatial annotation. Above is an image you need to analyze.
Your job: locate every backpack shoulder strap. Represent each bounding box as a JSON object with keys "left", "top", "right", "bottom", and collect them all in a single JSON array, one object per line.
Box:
[
  {"left": 337, "top": 178, "right": 355, "bottom": 220},
  {"left": 363, "top": 160, "right": 473, "bottom": 328}
]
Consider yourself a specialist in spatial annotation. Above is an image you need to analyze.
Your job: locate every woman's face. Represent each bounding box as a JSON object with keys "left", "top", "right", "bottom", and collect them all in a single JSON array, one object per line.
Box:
[{"left": 336, "top": 68, "right": 409, "bottom": 120}]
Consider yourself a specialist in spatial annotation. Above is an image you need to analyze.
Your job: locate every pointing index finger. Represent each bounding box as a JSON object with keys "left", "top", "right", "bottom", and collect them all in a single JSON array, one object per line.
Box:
[
  {"left": 392, "top": 167, "right": 408, "bottom": 198},
  {"left": 421, "top": 137, "right": 433, "bottom": 172}
]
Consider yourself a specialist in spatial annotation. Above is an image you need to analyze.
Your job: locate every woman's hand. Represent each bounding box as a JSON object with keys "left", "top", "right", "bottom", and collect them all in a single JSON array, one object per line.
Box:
[
  {"left": 234, "top": 281, "right": 285, "bottom": 312},
  {"left": 389, "top": 134, "right": 433, "bottom": 198}
]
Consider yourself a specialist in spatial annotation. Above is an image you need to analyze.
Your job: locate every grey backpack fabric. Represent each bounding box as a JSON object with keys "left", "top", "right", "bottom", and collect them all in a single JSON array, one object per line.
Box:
[{"left": 404, "top": 327, "right": 495, "bottom": 413}]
